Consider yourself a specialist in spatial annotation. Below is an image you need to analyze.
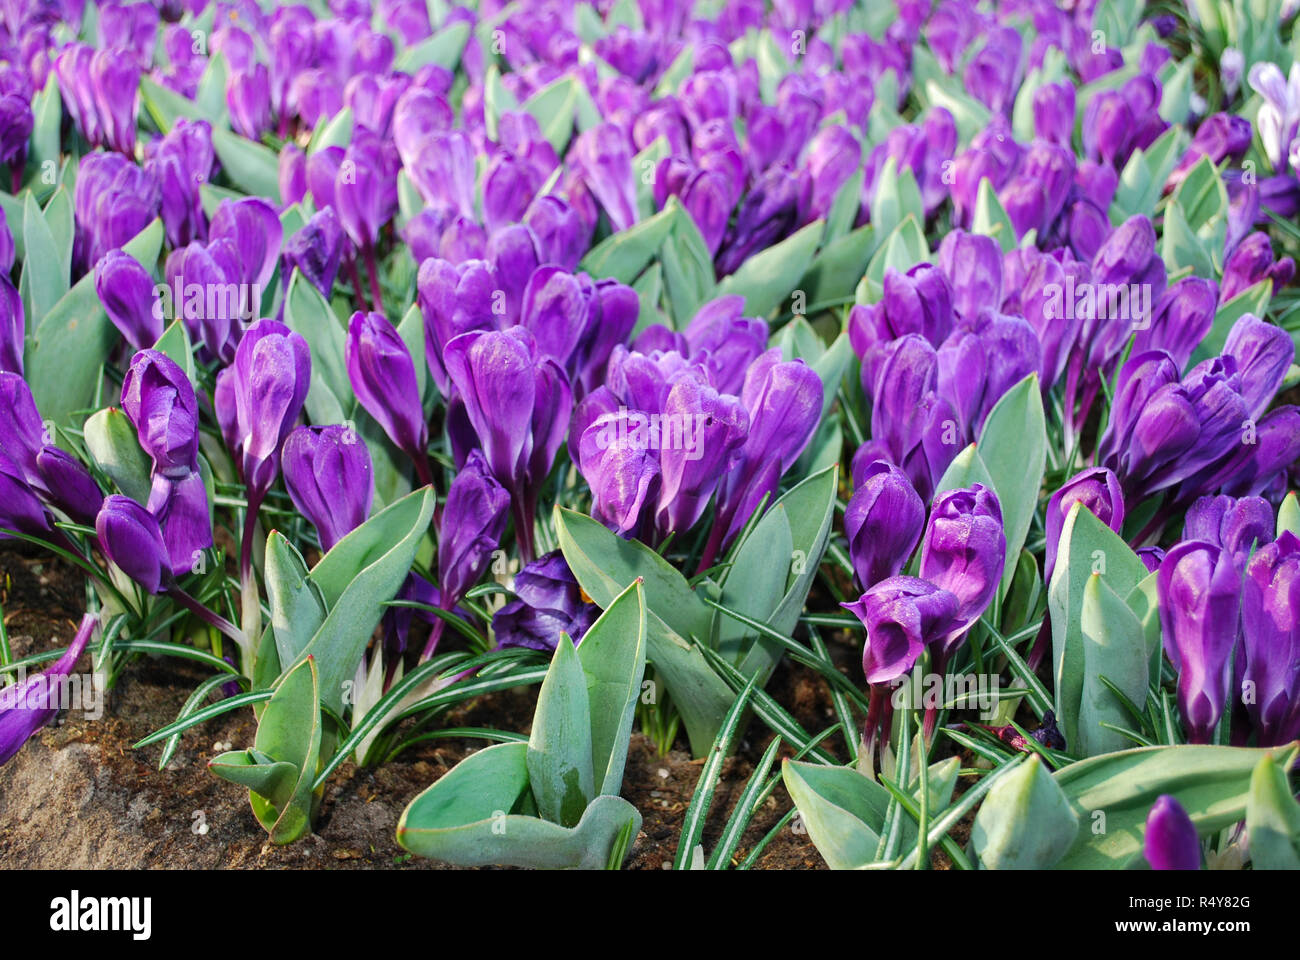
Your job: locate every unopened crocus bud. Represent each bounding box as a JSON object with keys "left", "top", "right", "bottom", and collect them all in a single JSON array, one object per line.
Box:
[
  {"left": 1033, "top": 80, "right": 1075, "bottom": 147},
  {"left": 1137, "top": 546, "right": 1166, "bottom": 572},
  {"left": 0, "top": 275, "right": 21, "bottom": 375},
  {"left": 1240, "top": 531, "right": 1300, "bottom": 746},
  {"left": 144, "top": 117, "right": 214, "bottom": 248},
  {"left": 919, "top": 484, "right": 1006, "bottom": 664},
  {"left": 95, "top": 249, "right": 162, "bottom": 350},
  {"left": 1158, "top": 540, "right": 1241, "bottom": 744},
  {"left": 283, "top": 207, "right": 344, "bottom": 299},
  {"left": 716, "top": 163, "right": 810, "bottom": 276},
  {"left": 1222, "top": 233, "right": 1296, "bottom": 303},
  {"left": 35, "top": 446, "right": 103, "bottom": 526},
  {"left": 228, "top": 64, "right": 272, "bottom": 140},
  {"left": 438, "top": 449, "right": 510, "bottom": 603},
  {"left": 120, "top": 350, "right": 200, "bottom": 477},
  {"left": 1044, "top": 468, "right": 1125, "bottom": 584},
  {"left": 345, "top": 311, "right": 428, "bottom": 476},
  {"left": 1223, "top": 313, "right": 1295, "bottom": 420},
  {"left": 95, "top": 494, "right": 171, "bottom": 594},
  {"left": 335, "top": 134, "right": 397, "bottom": 250},
  {"left": 654, "top": 374, "right": 749, "bottom": 537},
  {"left": 0, "top": 206, "right": 13, "bottom": 274},
  {"left": 208, "top": 196, "right": 284, "bottom": 293},
  {"left": 572, "top": 123, "right": 639, "bottom": 232},
  {"left": 938, "top": 230, "right": 1003, "bottom": 319},
  {"left": 0, "top": 93, "right": 33, "bottom": 174},
  {"left": 844, "top": 575, "right": 961, "bottom": 684},
  {"left": 577, "top": 410, "right": 661, "bottom": 536},
  {"left": 523, "top": 195, "right": 588, "bottom": 272},
  {"left": 806, "top": 124, "right": 861, "bottom": 222},
  {"left": 279, "top": 143, "right": 307, "bottom": 207},
  {"left": 845, "top": 460, "right": 925, "bottom": 589},
  {"left": 0, "top": 462, "right": 49, "bottom": 538},
  {"left": 1131, "top": 277, "right": 1218, "bottom": 372},
  {"left": 1144, "top": 795, "right": 1201, "bottom": 870},
  {"left": 282, "top": 424, "right": 373, "bottom": 552},
  {"left": 0, "top": 613, "right": 97, "bottom": 765},
  {"left": 1166, "top": 113, "right": 1252, "bottom": 192}
]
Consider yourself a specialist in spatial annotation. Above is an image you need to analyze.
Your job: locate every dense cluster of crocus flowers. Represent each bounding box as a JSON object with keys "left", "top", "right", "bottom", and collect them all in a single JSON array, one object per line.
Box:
[{"left": 0, "top": 0, "right": 1297, "bottom": 882}]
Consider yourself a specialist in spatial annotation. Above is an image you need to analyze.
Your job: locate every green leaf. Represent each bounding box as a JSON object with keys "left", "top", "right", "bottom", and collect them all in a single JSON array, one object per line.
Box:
[
  {"left": 1048, "top": 503, "right": 1149, "bottom": 751},
  {"left": 857, "top": 214, "right": 929, "bottom": 304},
  {"left": 27, "top": 82, "right": 62, "bottom": 198},
  {"left": 393, "top": 19, "right": 470, "bottom": 73},
  {"left": 973, "top": 754, "right": 1079, "bottom": 869},
  {"left": 1277, "top": 492, "right": 1300, "bottom": 539},
  {"left": 1172, "top": 154, "right": 1227, "bottom": 235},
  {"left": 482, "top": 65, "right": 519, "bottom": 142},
  {"left": 288, "top": 487, "right": 436, "bottom": 713},
  {"left": 1052, "top": 744, "right": 1299, "bottom": 869},
  {"left": 83, "top": 408, "right": 152, "bottom": 504},
  {"left": 207, "top": 751, "right": 298, "bottom": 799},
  {"left": 1076, "top": 574, "right": 1148, "bottom": 757},
  {"left": 971, "top": 178, "right": 1016, "bottom": 253},
  {"left": 782, "top": 760, "right": 893, "bottom": 868},
  {"left": 824, "top": 167, "right": 864, "bottom": 245},
  {"left": 1188, "top": 279, "right": 1270, "bottom": 368},
  {"left": 309, "top": 108, "right": 353, "bottom": 155},
  {"left": 21, "top": 191, "right": 67, "bottom": 323},
  {"left": 397, "top": 741, "right": 642, "bottom": 869},
  {"left": 264, "top": 532, "right": 328, "bottom": 671},
  {"left": 576, "top": 580, "right": 648, "bottom": 797},
  {"left": 212, "top": 128, "right": 281, "bottom": 203},
  {"left": 282, "top": 269, "right": 353, "bottom": 425},
  {"left": 527, "top": 632, "right": 596, "bottom": 828},
  {"left": 799, "top": 224, "right": 876, "bottom": 309},
  {"left": 934, "top": 443, "right": 997, "bottom": 498},
  {"left": 868, "top": 158, "right": 923, "bottom": 244},
  {"left": 713, "top": 220, "right": 824, "bottom": 319},
  {"left": 152, "top": 320, "right": 197, "bottom": 387},
  {"left": 521, "top": 75, "right": 579, "bottom": 154},
  {"left": 975, "top": 374, "right": 1046, "bottom": 596},
  {"left": 1246, "top": 752, "right": 1300, "bottom": 869},
  {"left": 659, "top": 204, "right": 716, "bottom": 327},
  {"left": 1160, "top": 200, "right": 1215, "bottom": 278},
  {"left": 577, "top": 201, "right": 677, "bottom": 284},
  {"left": 42, "top": 187, "right": 74, "bottom": 282},
  {"left": 26, "top": 219, "right": 165, "bottom": 426}
]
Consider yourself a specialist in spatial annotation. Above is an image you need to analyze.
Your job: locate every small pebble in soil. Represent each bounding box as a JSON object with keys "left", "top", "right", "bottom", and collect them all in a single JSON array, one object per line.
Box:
[{"left": 657, "top": 768, "right": 669, "bottom": 779}]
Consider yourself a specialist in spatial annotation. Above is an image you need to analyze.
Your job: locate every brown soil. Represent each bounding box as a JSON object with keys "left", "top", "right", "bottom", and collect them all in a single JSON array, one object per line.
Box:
[{"left": 0, "top": 544, "right": 835, "bottom": 870}]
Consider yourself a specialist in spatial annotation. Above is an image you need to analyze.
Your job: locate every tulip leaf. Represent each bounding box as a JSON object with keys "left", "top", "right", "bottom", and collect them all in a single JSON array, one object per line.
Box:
[
  {"left": 212, "top": 128, "right": 282, "bottom": 204},
  {"left": 660, "top": 204, "right": 717, "bottom": 328},
  {"left": 393, "top": 18, "right": 470, "bottom": 73},
  {"left": 527, "top": 633, "right": 595, "bottom": 828},
  {"left": 799, "top": 224, "right": 876, "bottom": 309},
  {"left": 1076, "top": 574, "right": 1149, "bottom": 757},
  {"left": 207, "top": 750, "right": 299, "bottom": 799},
  {"left": 868, "top": 157, "right": 922, "bottom": 246},
  {"left": 934, "top": 442, "right": 997, "bottom": 499},
  {"left": 26, "top": 218, "right": 165, "bottom": 426},
  {"left": 975, "top": 373, "right": 1046, "bottom": 598},
  {"left": 1051, "top": 743, "right": 1299, "bottom": 870},
  {"left": 521, "top": 75, "right": 579, "bottom": 154},
  {"left": 824, "top": 168, "right": 864, "bottom": 245},
  {"left": 283, "top": 269, "right": 353, "bottom": 425},
  {"left": 264, "top": 532, "right": 328, "bottom": 672},
  {"left": 858, "top": 214, "right": 929, "bottom": 304},
  {"left": 152, "top": 320, "right": 198, "bottom": 387},
  {"left": 973, "top": 754, "right": 1079, "bottom": 869},
  {"left": 1160, "top": 200, "right": 1215, "bottom": 278},
  {"left": 578, "top": 201, "right": 677, "bottom": 285},
  {"left": 1048, "top": 502, "right": 1149, "bottom": 752},
  {"left": 576, "top": 581, "right": 648, "bottom": 797},
  {"left": 83, "top": 407, "right": 153, "bottom": 505},
  {"left": 1172, "top": 154, "right": 1227, "bottom": 236},
  {"left": 288, "top": 487, "right": 436, "bottom": 713},
  {"left": 1245, "top": 753, "right": 1300, "bottom": 869},
  {"left": 397, "top": 740, "right": 642, "bottom": 869},
  {"left": 714, "top": 219, "right": 824, "bottom": 320},
  {"left": 21, "top": 191, "right": 67, "bottom": 324}
]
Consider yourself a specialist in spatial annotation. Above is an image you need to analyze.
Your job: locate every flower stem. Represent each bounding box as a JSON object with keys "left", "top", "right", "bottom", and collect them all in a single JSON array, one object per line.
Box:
[
  {"left": 363, "top": 241, "right": 385, "bottom": 317},
  {"left": 165, "top": 585, "right": 247, "bottom": 657},
  {"left": 347, "top": 255, "right": 371, "bottom": 312}
]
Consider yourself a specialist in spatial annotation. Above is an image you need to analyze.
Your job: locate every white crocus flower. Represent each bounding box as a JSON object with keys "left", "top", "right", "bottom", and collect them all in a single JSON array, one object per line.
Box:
[{"left": 1249, "top": 61, "right": 1300, "bottom": 172}]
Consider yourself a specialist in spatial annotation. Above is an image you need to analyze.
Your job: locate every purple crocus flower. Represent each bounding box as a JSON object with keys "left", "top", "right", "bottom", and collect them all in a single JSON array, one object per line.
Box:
[
  {"left": 1221, "top": 233, "right": 1296, "bottom": 303},
  {"left": 805, "top": 124, "right": 862, "bottom": 222},
  {"left": 523, "top": 195, "right": 590, "bottom": 272},
  {"left": 0, "top": 93, "right": 33, "bottom": 180},
  {"left": 437, "top": 449, "right": 510, "bottom": 606},
  {"left": 0, "top": 207, "right": 13, "bottom": 274},
  {"left": 416, "top": 257, "right": 498, "bottom": 397},
  {"left": 1044, "top": 468, "right": 1126, "bottom": 585},
  {"left": 849, "top": 264, "right": 953, "bottom": 397},
  {"left": 1166, "top": 113, "right": 1252, "bottom": 193},
  {"left": 144, "top": 117, "right": 214, "bottom": 248},
  {"left": 34, "top": 446, "right": 103, "bottom": 526},
  {"left": 845, "top": 459, "right": 925, "bottom": 590},
  {"left": 345, "top": 311, "right": 430, "bottom": 485},
  {"left": 716, "top": 163, "right": 811, "bottom": 276},
  {"left": 0, "top": 275, "right": 21, "bottom": 375},
  {"left": 282, "top": 423, "right": 373, "bottom": 553},
  {"left": 1144, "top": 795, "right": 1201, "bottom": 870},
  {"left": 1240, "top": 531, "right": 1300, "bottom": 746},
  {"left": 73, "top": 152, "right": 161, "bottom": 273},
  {"left": 572, "top": 123, "right": 639, "bottom": 233},
  {"left": 1131, "top": 277, "right": 1218, "bottom": 372},
  {"left": 845, "top": 575, "right": 961, "bottom": 685},
  {"left": 493, "top": 550, "right": 599, "bottom": 652},
  {"left": 0, "top": 614, "right": 97, "bottom": 766},
  {"left": 279, "top": 143, "right": 307, "bottom": 207},
  {"left": 55, "top": 44, "right": 140, "bottom": 155},
  {"left": 208, "top": 197, "right": 284, "bottom": 294},
  {"left": 938, "top": 231, "right": 1003, "bottom": 320},
  {"left": 335, "top": 132, "right": 398, "bottom": 253},
  {"left": 95, "top": 494, "right": 171, "bottom": 594},
  {"left": 577, "top": 408, "right": 661, "bottom": 536},
  {"left": 1159, "top": 540, "right": 1241, "bottom": 744},
  {"left": 1183, "top": 495, "right": 1274, "bottom": 573},
  {"left": 918, "top": 484, "right": 1006, "bottom": 667},
  {"left": 0, "top": 460, "right": 50, "bottom": 538},
  {"left": 94, "top": 249, "right": 162, "bottom": 351},
  {"left": 283, "top": 207, "right": 344, "bottom": 300},
  {"left": 682, "top": 296, "right": 769, "bottom": 396}
]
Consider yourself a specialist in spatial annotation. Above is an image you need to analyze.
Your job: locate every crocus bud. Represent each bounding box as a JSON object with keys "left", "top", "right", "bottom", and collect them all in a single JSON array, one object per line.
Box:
[
  {"left": 1144, "top": 796, "right": 1201, "bottom": 870},
  {"left": 228, "top": 64, "right": 272, "bottom": 140},
  {"left": 1131, "top": 277, "right": 1218, "bottom": 372},
  {"left": 1158, "top": 541, "right": 1241, "bottom": 744},
  {"left": 0, "top": 275, "right": 21, "bottom": 376},
  {"left": 919, "top": 484, "right": 1006, "bottom": 663},
  {"left": 572, "top": 123, "right": 639, "bottom": 232},
  {"left": 523, "top": 195, "right": 588, "bottom": 272},
  {"left": 217, "top": 319, "right": 311, "bottom": 501},
  {"left": 1238, "top": 531, "right": 1300, "bottom": 746},
  {"left": 0, "top": 614, "right": 97, "bottom": 766},
  {"left": 0, "top": 94, "right": 33, "bottom": 174},
  {"left": 416, "top": 257, "right": 497, "bottom": 397},
  {"left": 1033, "top": 80, "right": 1075, "bottom": 147},
  {"left": 577, "top": 410, "right": 661, "bottom": 536},
  {"left": 0, "top": 462, "right": 50, "bottom": 538},
  {"left": 438, "top": 449, "right": 510, "bottom": 604},
  {"left": 845, "top": 459, "right": 925, "bottom": 589},
  {"left": 1044, "top": 468, "right": 1125, "bottom": 584},
  {"left": 0, "top": 207, "right": 13, "bottom": 274},
  {"left": 95, "top": 494, "right": 171, "bottom": 594},
  {"left": 1223, "top": 313, "right": 1295, "bottom": 420},
  {"left": 716, "top": 163, "right": 810, "bottom": 276},
  {"left": 806, "top": 124, "right": 862, "bottom": 222},
  {"left": 283, "top": 207, "right": 344, "bottom": 299},
  {"left": 844, "top": 575, "right": 961, "bottom": 684},
  {"left": 120, "top": 350, "right": 200, "bottom": 477},
  {"left": 493, "top": 550, "right": 599, "bottom": 651},
  {"left": 683, "top": 296, "right": 768, "bottom": 396},
  {"left": 335, "top": 134, "right": 398, "bottom": 250},
  {"left": 35, "top": 446, "right": 103, "bottom": 526},
  {"left": 1221, "top": 233, "right": 1296, "bottom": 303},
  {"left": 653, "top": 374, "right": 749, "bottom": 536},
  {"left": 95, "top": 249, "right": 162, "bottom": 351},
  {"left": 871, "top": 334, "right": 939, "bottom": 463},
  {"left": 208, "top": 196, "right": 284, "bottom": 293},
  {"left": 282, "top": 424, "right": 374, "bottom": 552},
  {"left": 1167, "top": 113, "right": 1252, "bottom": 192},
  {"left": 938, "top": 230, "right": 1003, "bottom": 319},
  {"left": 345, "top": 311, "right": 428, "bottom": 472},
  {"left": 1184, "top": 495, "right": 1274, "bottom": 572},
  {"left": 279, "top": 142, "right": 307, "bottom": 208}
]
